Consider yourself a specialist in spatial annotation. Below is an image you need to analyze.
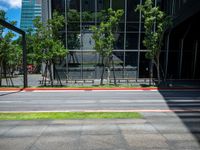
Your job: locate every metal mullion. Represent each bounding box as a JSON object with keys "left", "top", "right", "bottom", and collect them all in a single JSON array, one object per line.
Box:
[
  {"left": 123, "top": 0, "right": 127, "bottom": 78},
  {"left": 95, "top": 0, "right": 97, "bottom": 26},
  {"left": 49, "top": 0, "right": 52, "bottom": 19},
  {"left": 193, "top": 41, "right": 198, "bottom": 78},
  {"left": 95, "top": 0, "right": 97, "bottom": 78},
  {"left": 165, "top": 30, "right": 171, "bottom": 80},
  {"left": 65, "top": 0, "right": 68, "bottom": 49},
  {"left": 137, "top": 0, "right": 142, "bottom": 80},
  {"left": 179, "top": 24, "right": 191, "bottom": 79},
  {"left": 80, "top": 0, "right": 83, "bottom": 79},
  {"left": 64, "top": 0, "right": 69, "bottom": 77}
]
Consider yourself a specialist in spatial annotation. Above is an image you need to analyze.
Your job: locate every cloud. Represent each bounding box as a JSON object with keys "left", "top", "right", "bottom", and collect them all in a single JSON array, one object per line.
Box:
[{"left": 0, "top": 0, "right": 22, "bottom": 9}]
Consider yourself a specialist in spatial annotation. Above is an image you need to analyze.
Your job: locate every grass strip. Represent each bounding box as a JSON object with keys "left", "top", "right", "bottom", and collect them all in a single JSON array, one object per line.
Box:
[{"left": 0, "top": 112, "right": 142, "bottom": 120}]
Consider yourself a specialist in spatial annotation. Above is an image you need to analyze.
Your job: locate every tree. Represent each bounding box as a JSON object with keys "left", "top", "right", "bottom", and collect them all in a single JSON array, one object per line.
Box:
[
  {"left": 0, "top": 9, "right": 6, "bottom": 36},
  {"left": 0, "top": 9, "right": 21, "bottom": 86},
  {"left": 91, "top": 8, "right": 124, "bottom": 85},
  {"left": 32, "top": 11, "right": 67, "bottom": 86},
  {"left": 136, "top": 0, "right": 172, "bottom": 84}
]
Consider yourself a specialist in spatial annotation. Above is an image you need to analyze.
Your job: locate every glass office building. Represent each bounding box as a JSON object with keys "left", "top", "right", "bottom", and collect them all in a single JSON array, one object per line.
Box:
[
  {"left": 161, "top": 0, "right": 200, "bottom": 79},
  {"left": 20, "top": 0, "right": 42, "bottom": 32},
  {"left": 43, "top": 0, "right": 200, "bottom": 80}
]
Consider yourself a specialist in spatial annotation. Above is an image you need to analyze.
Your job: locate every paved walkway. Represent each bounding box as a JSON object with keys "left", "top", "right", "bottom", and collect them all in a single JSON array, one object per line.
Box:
[
  {"left": 1, "top": 74, "right": 200, "bottom": 89},
  {"left": 0, "top": 112, "right": 200, "bottom": 150}
]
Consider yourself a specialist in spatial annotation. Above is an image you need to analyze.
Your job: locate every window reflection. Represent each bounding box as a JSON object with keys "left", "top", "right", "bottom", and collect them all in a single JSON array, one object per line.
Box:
[{"left": 51, "top": 0, "right": 147, "bottom": 79}]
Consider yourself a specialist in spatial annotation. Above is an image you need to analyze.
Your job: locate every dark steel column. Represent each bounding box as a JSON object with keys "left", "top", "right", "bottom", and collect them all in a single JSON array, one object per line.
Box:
[
  {"left": 164, "top": 30, "right": 171, "bottom": 80},
  {"left": 0, "top": 19, "right": 28, "bottom": 88},
  {"left": 22, "top": 34, "right": 28, "bottom": 88}
]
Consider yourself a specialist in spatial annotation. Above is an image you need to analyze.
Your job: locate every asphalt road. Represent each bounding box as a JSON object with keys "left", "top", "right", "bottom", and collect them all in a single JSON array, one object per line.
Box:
[
  {"left": 0, "top": 90, "right": 200, "bottom": 150},
  {"left": 0, "top": 90, "right": 200, "bottom": 112}
]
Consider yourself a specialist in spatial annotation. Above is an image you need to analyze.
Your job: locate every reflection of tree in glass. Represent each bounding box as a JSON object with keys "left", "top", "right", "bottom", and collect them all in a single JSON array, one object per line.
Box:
[
  {"left": 67, "top": 9, "right": 80, "bottom": 50},
  {"left": 82, "top": 11, "right": 95, "bottom": 22},
  {"left": 67, "top": 9, "right": 80, "bottom": 31},
  {"left": 67, "top": 9, "right": 96, "bottom": 50}
]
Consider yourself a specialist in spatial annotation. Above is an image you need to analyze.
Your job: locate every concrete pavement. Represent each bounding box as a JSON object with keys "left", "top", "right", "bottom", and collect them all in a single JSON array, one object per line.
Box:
[
  {"left": 0, "top": 90, "right": 200, "bottom": 150},
  {"left": 0, "top": 112, "right": 200, "bottom": 150}
]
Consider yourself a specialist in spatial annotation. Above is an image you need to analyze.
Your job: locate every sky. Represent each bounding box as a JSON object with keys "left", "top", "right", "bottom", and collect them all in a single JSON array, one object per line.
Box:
[{"left": 0, "top": 0, "right": 22, "bottom": 28}]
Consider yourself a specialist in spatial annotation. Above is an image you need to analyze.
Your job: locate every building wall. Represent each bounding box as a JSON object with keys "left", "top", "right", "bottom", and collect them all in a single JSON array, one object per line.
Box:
[
  {"left": 20, "top": 0, "right": 42, "bottom": 32},
  {"left": 162, "top": 0, "right": 200, "bottom": 79},
  {"left": 44, "top": 0, "right": 200, "bottom": 80},
  {"left": 47, "top": 0, "right": 152, "bottom": 80}
]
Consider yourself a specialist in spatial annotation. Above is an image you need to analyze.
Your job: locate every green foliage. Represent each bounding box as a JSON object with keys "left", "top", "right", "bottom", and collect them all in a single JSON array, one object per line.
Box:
[
  {"left": 32, "top": 11, "right": 67, "bottom": 62},
  {"left": 91, "top": 8, "right": 124, "bottom": 85},
  {"left": 4, "top": 33, "right": 22, "bottom": 66},
  {"left": 135, "top": 0, "right": 172, "bottom": 83},
  {"left": 15, "top": 29, "right": 36, "bottom": 65},
  {"left": 91, "top": 8, "right": 124, "bottom": 58},
  {"left": 0, "top": 9, "right": 6, "bottom": 36},
  {"left": 135, "top": 0, "right": 172, "bottom": 59},
  {"left": 31, "top": 11, "right": 67, "bottom": 86},
  {"left": 0, "top": 10, "right": 21, "bottom": 78}
]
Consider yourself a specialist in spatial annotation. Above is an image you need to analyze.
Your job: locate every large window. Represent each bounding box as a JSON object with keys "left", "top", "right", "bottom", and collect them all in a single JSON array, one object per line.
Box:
[
  {"left": 52, "top": 0, "right": 145, "bottom": 79},
  {"left": 67, "top": 0, "right": 81, "bottom": 49}
]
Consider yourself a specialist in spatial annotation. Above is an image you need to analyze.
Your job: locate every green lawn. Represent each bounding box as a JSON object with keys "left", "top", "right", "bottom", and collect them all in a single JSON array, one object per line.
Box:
[{"left": 0, "top": 112, "right": 142, "bottom": 120}]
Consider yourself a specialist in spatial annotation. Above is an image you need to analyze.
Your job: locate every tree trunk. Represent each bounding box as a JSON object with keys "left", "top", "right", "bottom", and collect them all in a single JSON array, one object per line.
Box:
[
  {"left": 156, "top": 55, "right": 161, "bottom": 85},
  {"left": 107, "top": 66, "right": 110, "bottom": 85},
  {"left": 48, "top": 61, "right": 54, "bottom": 86},
  {"left": 2, "top": 61, "right": 8, "bottom": 86},
  {"left": 149, "top": 59, "right": 153, "bottom": 86},
  {"left": 111, "top": 56, "right": 117, "bottom": 85},
  {"left": 100, "top": 57, "right": 105, "bottom": 85},
  {"left": 54, "top": 66, "right": 62, "bottom": 86},
  {"left": 107, "top": 56, "right": 111, "bottom": 85},
  {"left": 42, "top": 62, "right": 48, "bottom": 86},
  {"left": 3, "top": 61, "right": 6, "bottom": 78}
]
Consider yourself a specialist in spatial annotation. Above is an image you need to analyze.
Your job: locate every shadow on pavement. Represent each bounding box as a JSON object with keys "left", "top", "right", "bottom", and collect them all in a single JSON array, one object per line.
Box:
[
  {"left": 158, "top": 84, "right": 200, "bottom": 144},
  {"left": 0, "top": 90, "right": 23, "bottom": 97}
]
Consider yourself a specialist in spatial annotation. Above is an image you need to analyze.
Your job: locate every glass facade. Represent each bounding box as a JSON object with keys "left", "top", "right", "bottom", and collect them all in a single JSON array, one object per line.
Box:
[
  {"left": 49, "top": 0, "right": 151, "bottom": 80},
  {"left": 20, "top": 0, "right": 42, "bottom": 32},
  {"left": 162, "top": 0, "right": 200, "bottom": 79},
  {"left": 47, "top": 0, "right": 200, "bottom": 80}
]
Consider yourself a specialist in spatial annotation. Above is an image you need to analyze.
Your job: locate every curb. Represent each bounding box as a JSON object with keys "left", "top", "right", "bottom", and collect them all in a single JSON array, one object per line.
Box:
[{"left": 0, "top": 87, "right": 200, "bottom": 91}]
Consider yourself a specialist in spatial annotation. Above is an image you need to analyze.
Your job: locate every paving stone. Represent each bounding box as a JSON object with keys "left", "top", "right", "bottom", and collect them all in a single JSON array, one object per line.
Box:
[
  {"left": 29, "top": 135, "right": 79, "bottom": 150},
  {"left": 81, "top": 124, "right": 119, "bottom": 135},
  {"left": 123, "top": 133, "right": 169, "bottom": 149},
  {"left": 119, "top": 124, "right": 157, "bottom": 134},
  {"left": 3, "top": 125, "right": 46, "bottom": 138},
  {"left": 43, "top": 125, "right": 82, "bottom": 136},
  {"left": 0, "top": 126, "right": 12, "bottom": 136},
  {"left": 0, "top": 137, "right": 36, "bottom": 150},
  {"left": 79, "top": 135, "right": 128, "bottom": 150}
]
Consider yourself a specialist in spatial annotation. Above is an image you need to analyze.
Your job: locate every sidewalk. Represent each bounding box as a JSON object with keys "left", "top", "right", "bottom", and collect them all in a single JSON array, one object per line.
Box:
[
  {"left": 0, "top": 112, "right": 200, "bottom": 150},
  {"left": 1, "top": 74, "right": 200, "bottom": 91}
]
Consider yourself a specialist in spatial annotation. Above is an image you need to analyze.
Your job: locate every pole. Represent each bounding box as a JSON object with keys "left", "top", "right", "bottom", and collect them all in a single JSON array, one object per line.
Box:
[
  {"left": 22, "top": 33, "right": 28, "bottom": 88},
  {"left": 0, "top": 19, "right": 28, "bottom": 88}
]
